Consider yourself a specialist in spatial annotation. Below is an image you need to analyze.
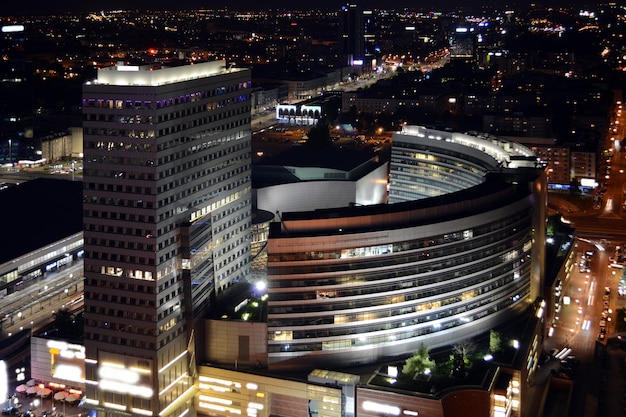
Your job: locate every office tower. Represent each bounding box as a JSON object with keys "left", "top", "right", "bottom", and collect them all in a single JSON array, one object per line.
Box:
[
  {"left": 339, "top": 4, "right": 365, "bottom": 66},
  {"left": 0, "top": 24, "right": 33, "bottom": 163},
  {"left": 81, "top": 60, "right": 252, "bottom": 417},
  {"left": 362, "top": 9, "right": 378, "bottom": 66},
  {"left": 449, "top": 26, "right": 478, "bottom": 63}
]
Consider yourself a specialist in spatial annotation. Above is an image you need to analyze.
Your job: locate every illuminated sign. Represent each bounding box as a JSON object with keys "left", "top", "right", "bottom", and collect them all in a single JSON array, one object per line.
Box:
[
  {"left": 47, "top": 340, "right": 86, "bottom": 383},
  {"left": 580, "top": 178, "right": 596, "bottom": 187},
  {"left": 362, "top": 401, "right": 401, "bottom": 415},
  {"left": 97, "top": 358, "right": 154, "bottom": 399},
  {"left": 1, "top": 25, "right": 25, "bottom": 33},
  {"left": 0, "top": 361, "right": 7, "bottom": 405}
]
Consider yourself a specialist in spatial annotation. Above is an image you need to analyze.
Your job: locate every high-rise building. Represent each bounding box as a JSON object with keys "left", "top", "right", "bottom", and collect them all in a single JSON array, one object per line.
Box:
[
  {"left": 339, "top": 4, "right": 365, "bottom": 66},
  {"left": 263, "top": 126, "right": 545, "bottom": 370},
  {"left": 0, "top": 24, "right": 33, "bottom": 164},
  {"left": 81, "top": 60, "right": 252, "bottom": 417},
  {"left": 362, "top": 9, "right": 378, "bottom": 65}
]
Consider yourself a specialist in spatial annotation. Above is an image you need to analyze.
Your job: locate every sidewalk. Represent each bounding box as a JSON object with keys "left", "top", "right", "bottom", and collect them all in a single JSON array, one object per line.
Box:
[
  {"left": 596, "top": 340, "right": 626, "bottom": 416},
  {"left": 14, "top": 393, "right": 84, "bottom": 417}
]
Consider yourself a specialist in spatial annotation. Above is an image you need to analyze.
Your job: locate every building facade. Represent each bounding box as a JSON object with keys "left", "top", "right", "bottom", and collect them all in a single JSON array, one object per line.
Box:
[
  {"left": 265, "top": 126, "right": 546, "bottom": 370},
  {"left": 81, "top": 60, "right": 252, "bottom": 417},
  {"left": 339, "top": 4, "right": 365, "bottom": 66},
  {"left": 0, "top": 24, "right": 33, "bottom": 164}
]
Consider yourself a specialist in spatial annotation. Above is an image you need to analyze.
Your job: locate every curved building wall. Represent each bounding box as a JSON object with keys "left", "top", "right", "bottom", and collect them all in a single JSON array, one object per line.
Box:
[
  {"left": 389, "top": 131, "right": 499, "bottom": 202},
  {"left": 265, "top": 126, "right": 545, "bottom": 371}
]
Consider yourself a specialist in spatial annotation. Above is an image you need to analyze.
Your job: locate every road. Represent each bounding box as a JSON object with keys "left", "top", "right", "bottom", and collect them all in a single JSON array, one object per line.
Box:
[
  {"left": 0, "top": 262, "right": 83, "bottom": 339},
  {"left": 541, "top": 98, "right": 626, "bottom": 417}
]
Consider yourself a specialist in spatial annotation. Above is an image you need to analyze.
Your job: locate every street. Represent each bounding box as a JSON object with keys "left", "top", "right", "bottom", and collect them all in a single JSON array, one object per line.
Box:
[{"left": 0, "top": 263, "right": 83, "bottom": 339}]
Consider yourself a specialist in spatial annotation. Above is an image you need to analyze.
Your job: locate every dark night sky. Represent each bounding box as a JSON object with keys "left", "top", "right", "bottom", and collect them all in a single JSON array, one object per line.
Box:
[
  {"left": 1, "top": 0, "right": 579, "bottom": 17},
  {"left": 2, "top": 0, "right": 430, "bottom": 15}
]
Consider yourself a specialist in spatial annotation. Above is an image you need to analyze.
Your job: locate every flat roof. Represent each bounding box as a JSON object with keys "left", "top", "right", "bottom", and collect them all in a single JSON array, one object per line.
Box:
[
  {"left": 89, "top": 59, "right": 240, "bottom": 87},
  {"left": 0, "top": 178, "right": 83, "bottom": 264}
]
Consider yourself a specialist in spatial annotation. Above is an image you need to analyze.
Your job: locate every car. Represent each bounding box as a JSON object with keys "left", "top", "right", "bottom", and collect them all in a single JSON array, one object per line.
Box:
[
  {"left": 605, "top": 287, "right": 611, "bottom": 295},
  {"left": 565, "top": 355, "right": 579, "bottom": 364},
  {"left": 2, "top": 406, "right": 21, "bottom": 416},
  {"left": 598, "top": 332, "right": 606, "bottom": 341}
]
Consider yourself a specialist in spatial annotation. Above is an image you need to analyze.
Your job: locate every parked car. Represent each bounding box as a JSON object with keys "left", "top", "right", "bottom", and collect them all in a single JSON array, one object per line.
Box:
[{"left": 2, "top": 406, "right": 22, "bottom": 416}]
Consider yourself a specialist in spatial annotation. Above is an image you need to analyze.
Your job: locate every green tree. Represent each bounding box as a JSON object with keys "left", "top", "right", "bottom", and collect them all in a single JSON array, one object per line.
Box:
[
  {"left": 489, "top": 330, "right": 503, "bottom": 353},
  {"left": 403, "top": 343, "right": 435, "bottom": 377}
]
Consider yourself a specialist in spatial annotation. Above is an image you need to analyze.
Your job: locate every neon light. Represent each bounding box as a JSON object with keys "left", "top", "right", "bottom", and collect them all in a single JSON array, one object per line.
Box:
[
  {"left": 199, "top": 383, "right": 228, "bottom": 392},
  {"left": 99, "top": 366, "right": 140, "bottom": 384},
  {"left": 131, "top": 408, "right": 153, "bottom": 416},
  {"left": 363, "top": 401, "right": 400, "bottom": 415},
  {"left": 247, "top": 402, "right": 263, "bottom": 410},
  {"left": 159, "top": 386, "right": 196, "bottom": 416},
  {"left": 159, "top": 350, "right": 188, "bottom": 373},
  {"left": 198, "top": 395, "right": 232, "bottom": 405},
  {"left": 159, "top": 372, "right": 188, "bottom": 396},
  {"left": 198, "top": 376, "right": 233, "bottom": 386},
  {"left": 53, "top": 364, "right": 83, "bottom": 382},
  {"left": 1, "top": 25, "right": 25, "bottom": 33},
  {"left": 0, "top": 361, "right": 7, "bottom": 407},
  {"left": 104, "top": 402, "right": 126, "bottom": 410},
  {"left": 99, "top": 379, "right": 153, "bottom": 398}
]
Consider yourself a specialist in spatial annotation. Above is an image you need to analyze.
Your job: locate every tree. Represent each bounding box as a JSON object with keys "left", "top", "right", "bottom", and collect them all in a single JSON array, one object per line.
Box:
[
  {"left": 569, "top": 177, "right": 581, "bottom": 196},
  {"left": 451, "top": 339, "right": 476, "bottom": 378},
  {"left": 489, "top": 330, "right": 503, "bottom": 353},
  {"left": 403, "top": 343, "right": 435, "bottom": 377},
  {"left": 452, "top": 339, "right": 476, "bottom": 358},
  {"left": 305, "top": 118, "right": 332, "bottom": 147}
]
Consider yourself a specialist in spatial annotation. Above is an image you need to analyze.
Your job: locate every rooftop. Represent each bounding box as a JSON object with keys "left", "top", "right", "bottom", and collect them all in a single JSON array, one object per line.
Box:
[{"left": 0, "top": 178, "right": 83, "bottom": 265}]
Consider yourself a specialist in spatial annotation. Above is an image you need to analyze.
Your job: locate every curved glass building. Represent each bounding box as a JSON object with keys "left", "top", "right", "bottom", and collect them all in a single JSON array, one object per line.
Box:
[{"left": 266, "top": 126, "right": 546, "bottom": 370}]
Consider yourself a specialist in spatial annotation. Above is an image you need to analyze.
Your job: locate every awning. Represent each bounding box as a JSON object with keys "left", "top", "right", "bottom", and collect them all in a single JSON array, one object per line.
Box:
[
  {"left": 36, "top": 388, "right": 52, "bottom": 397},
  {"left": 54, "top": 392, "right": 68, "bottom": 401}
]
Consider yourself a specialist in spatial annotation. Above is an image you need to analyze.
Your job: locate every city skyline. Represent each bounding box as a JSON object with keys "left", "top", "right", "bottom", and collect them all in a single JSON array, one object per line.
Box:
[
  {"left": 1, "top": 1, "right": 625, "bottom": 415},
  {"left": 0, "top": 0, "right": 599, "bottom": 17}
]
